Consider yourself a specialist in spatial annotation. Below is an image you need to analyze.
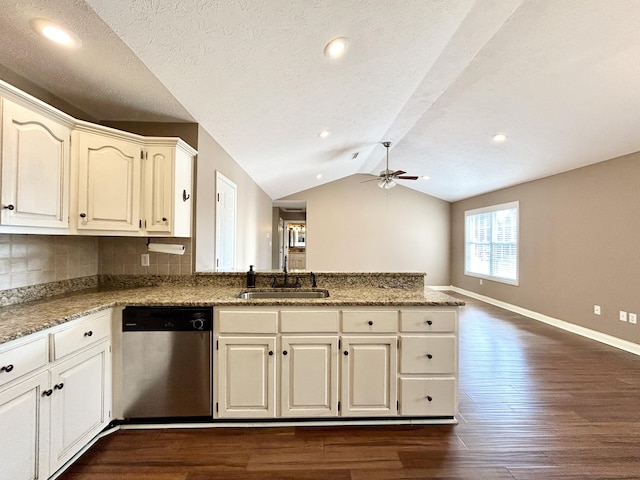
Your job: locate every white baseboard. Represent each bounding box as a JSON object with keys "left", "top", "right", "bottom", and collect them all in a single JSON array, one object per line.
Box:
[{"left": 433, "top": 285, "right": 640, "bottom": 357}]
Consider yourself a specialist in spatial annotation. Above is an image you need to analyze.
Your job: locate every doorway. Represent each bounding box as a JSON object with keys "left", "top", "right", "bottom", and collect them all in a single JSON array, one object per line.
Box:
[{"left": 215, "top": 172, "right": 236, "bottom": 271}]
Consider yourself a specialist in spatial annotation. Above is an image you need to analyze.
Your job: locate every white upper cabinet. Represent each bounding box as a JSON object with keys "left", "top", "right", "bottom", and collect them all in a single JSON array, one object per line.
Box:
[
  {"left": 143, "top": 140, "right": 194, "bottom": 237},
  {"left": 1, "top": 98, "right": 71, "bottom": 230},
  {"left": 75, "top": 130, "right": 142, "bottom": 233},
  {"left": 73, "top": 127, "right": 195, "bottom": 237}
]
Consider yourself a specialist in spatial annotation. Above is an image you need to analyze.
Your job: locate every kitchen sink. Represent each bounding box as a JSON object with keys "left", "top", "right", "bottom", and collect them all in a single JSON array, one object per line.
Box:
[{"left": 238, "top": 289, "right": 330, "bottom": 299}]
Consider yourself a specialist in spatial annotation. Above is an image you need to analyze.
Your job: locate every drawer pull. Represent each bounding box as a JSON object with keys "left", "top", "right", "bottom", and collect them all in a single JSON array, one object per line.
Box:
[
  {"left": 425, "top": 320, "right": 433, "bottom": 326},
  {"left": 367, "top": 320, "right": 373, "bottom": 326},
  {"left": 42, "top": 389, "right": 53, "bottom": 397},
  {"left": 54, "top": 383, "right": 64, "bottom": 390},
  {"left": 84, "top": 330, "right": 93, "bottom": 337},
  {"left": 1, "top": 364, "right": 14, "bottom": 373},
  {"left": 426, "top": 354, "right": 433, "bottom": 359},
  {"left": 426, "top": 395, "right": 433, "bottom": 402}
]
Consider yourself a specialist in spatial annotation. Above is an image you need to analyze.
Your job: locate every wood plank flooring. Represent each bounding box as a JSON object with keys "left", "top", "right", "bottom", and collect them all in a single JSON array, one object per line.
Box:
[{"left": 59, "top": 293, "right": 640, "bottom": 479}]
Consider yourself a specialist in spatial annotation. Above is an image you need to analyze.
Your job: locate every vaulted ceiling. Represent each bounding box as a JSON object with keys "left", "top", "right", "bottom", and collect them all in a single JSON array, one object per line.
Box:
[{"left": 2, "top": 1, "right": 639, "bottom": 202}]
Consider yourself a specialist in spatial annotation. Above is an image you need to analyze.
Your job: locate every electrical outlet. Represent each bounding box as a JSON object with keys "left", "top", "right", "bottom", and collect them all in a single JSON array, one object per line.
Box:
[
  {"left": 619, "top": 311, "right": 628, "bottom": 322},
  {"left": 630, "top": 313, "right": 637, "bottom": 325},
  {"left": 141, "top": 253, "right": 150, "bottom": 267},
  {"left": 594, "top": 305, "right": 601, "bottom": 315},
  {"left": 479, "top": 279, "right": 483, "bottom": 285}
]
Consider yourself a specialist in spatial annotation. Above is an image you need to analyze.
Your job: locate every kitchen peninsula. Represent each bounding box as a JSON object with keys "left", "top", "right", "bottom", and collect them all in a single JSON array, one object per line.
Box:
[{"left": 0, "top": 272, "right": 463, "bottom": 480}]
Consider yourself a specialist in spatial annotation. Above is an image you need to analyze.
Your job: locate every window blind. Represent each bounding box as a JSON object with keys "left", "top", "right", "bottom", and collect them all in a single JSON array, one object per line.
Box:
[{"left": 465, "top": 201, "right": 519, "bottom": 285}]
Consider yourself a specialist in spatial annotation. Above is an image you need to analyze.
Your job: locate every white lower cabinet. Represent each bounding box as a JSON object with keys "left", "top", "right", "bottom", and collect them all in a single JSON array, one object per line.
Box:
[
  {"left": 49, "top": 340, "right": 111, "bottom": 474},
  {"left": 341, "top": 336, "right": 397, "bottom": 417},
  {"left": 0, "top": 309, "right": 112, "bottom": 480},
  {"left": 280, "top": 335, "right": 338, "bottom": 417},
  {"left": 215, "top": 307, "right": 458, "bottom": 421},
  {"left": 216, "top": 336, "right": 275, "bottom": 418},
  {"left": 0, "top": 371, "right": 50, "bottom": 480}
]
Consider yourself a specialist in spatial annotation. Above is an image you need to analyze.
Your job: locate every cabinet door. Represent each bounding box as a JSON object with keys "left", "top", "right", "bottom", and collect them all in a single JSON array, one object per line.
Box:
[
  {"left": 281, "top": 336, "right": 338, "bottom": 417},
  {"left": 49, "top": 341, "right": 111, "bottom": 473},
  {"left": 341, "top": 336, "right": 397, "bottom": 417},
  {"left": 76, "top": 131, "right": 141, "bottom": 231},
  {"left": 1, "top": 99, "right": 70, "bottom": 229},
  {"left": 216, "top": 336, "right": 275, "bottom": 418},
  {"left": 143, "top": 146, "right": 173, "bottom": 234},
  {"left": 0, "top": 371, "right": 50, "bottom": 480}
]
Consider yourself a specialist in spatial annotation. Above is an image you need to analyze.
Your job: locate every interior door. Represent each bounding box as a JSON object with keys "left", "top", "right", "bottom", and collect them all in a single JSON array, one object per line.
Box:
[{"left": 215, "top": 172, "right": 236, "bottom": 271}]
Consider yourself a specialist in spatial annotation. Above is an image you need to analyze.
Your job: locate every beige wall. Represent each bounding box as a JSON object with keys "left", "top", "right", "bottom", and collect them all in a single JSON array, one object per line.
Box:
[
  {"left": 194, "top": 126, "right": 273, "bottom": 271},
  {"left": 451, "top": 151, "right": 640, "bottom": 343},
  {"left": 283, "top": 175, "right": 450, "bottom": 285}
]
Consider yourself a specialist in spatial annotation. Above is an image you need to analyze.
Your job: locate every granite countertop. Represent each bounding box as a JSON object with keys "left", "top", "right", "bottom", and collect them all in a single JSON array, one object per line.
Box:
[{"left": 0, "top": 282, "right": 463, "bottom": 345}]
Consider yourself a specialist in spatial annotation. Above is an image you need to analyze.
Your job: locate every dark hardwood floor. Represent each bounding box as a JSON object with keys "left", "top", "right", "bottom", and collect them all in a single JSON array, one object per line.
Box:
[{"left": 59, "top": 293, "right": 640, "bottom": 479}]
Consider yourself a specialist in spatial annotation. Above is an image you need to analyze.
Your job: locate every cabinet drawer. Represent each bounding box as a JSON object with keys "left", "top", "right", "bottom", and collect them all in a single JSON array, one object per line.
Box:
[
  {"left": 400, "top": 336, "right": 455, "bottom": 374},
  {"left": 0, "top": 336, "right": 48, "bottom": 387},
  {"left": 399, "top": 377, "right": 456, "bottom": 416},
  {"left": 217, "top": 311, "right": 278, "bottom": 333},
  {"left": 400, "top": 310, "right": 456, "bottom": 332},
  {"left": 280, "top": 311, "right": 339, "bottom": 333},
  {"left": 342, "top": 311, "right": 397, "bottom": 332},
  {"left": 51, "top": 310, "right": 111, "bottom": 361}
]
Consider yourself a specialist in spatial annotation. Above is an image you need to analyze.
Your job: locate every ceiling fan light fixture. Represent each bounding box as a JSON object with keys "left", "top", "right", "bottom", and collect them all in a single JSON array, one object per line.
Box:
[
  {"left": 324, "top": 37, "right": 349, "bottom": 58},
  {"left": 378, "top": 177, "right": 396, "bottom": 189}
]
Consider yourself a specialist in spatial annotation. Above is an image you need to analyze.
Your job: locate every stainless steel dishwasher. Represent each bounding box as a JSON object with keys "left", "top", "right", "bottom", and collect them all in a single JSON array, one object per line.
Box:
[{"left": 121, "top": 306, "right": 213, "bottom": 419}]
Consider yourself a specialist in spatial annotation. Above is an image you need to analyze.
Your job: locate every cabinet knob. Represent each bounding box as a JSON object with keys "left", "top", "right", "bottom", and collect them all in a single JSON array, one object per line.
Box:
[
  {"left": 42, "top": 389, "right": 53, "bottom": 397},
  {"left": 343, "top": 351, "right": 349, "bottom": 356},
  {"left": 79, "top": 213, "right": 87, "bottom": 218},
  {"left": 162, "top": 217, "right": 167, "bottom": 222},
  {"left": 268, "top": 351, "right": 274, "bottom": 356},
  {"left": 367, "top": 320, "right": 373, "bottom": 326},
  {"left": 54, "top": 383, "right": 64, "bottom": 390},
  {"left": 1, "top": 364, "right": 14, "bottom": 373},
  {"left": 3, "top": 204, "right": 15, "bottom": 210},
  {"left": 425, "top": 320, "right": 433, "bottom": 326},
  {"left": 283, "top": 350, "right": 288, "bottom": 356},
  {"left": 426, "top": 354, "right": 433, "bottom": 359},
  {"left": 426, "top": 395, "right": 433, "bottom": 402},
  {"left": 84, "top": 330, "right": 93, "bottom": 337}
]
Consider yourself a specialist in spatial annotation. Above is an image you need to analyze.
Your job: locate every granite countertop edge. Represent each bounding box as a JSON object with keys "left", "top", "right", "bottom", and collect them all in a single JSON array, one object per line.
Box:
[{"left": 0, "top": 285, "right": 464, "bottom": 345}]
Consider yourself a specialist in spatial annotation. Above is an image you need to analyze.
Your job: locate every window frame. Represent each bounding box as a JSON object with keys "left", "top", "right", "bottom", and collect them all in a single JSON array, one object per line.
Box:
[{"left": 464, "top": 201, "right": 519, "bottom": 286}]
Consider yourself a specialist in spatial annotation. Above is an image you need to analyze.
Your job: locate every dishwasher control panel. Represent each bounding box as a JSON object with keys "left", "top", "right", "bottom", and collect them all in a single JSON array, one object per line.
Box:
[{"left": 123, "top": 306, "right": 213, "bottom": 331}]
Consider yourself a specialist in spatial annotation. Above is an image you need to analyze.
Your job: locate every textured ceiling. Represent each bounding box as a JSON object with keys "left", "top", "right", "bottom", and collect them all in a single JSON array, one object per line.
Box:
[{"left": 1, "top": 1, "right": 640, "bottom": 202}]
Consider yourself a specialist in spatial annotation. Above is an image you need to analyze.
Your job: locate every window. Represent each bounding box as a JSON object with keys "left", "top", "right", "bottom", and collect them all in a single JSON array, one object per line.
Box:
[{"left": 465, "top": 201, "right": 519, "bottom": 285}]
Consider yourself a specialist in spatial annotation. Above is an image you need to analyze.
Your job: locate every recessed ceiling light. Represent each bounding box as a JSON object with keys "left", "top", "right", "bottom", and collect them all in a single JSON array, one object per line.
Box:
[
  {"left": 316, "top": 173, "right": 323, "bottom": 180},
  {"left": 318, "top": 130, "right": 330, "bottom": 139},
  {"left": 422, "top": 176, "right": 431, "bottom": 181},
  {"left": 492, "top": 133, "right": 507, "bottom": 142},
  {"left": 323, "top": 37, "right": 349, "bottom": 58},
  {"left": 30, "top": 19, "right": 82, "bottom": 48}
]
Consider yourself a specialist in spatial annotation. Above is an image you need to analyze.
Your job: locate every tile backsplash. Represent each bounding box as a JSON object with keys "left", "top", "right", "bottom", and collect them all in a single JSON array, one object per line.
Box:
[
  {"left": 99, "top": 237, "right": 193, "bottom": 276},
  {"left": 0, "top": 234, "right": 99, "bottom": 290},
  {"left": 0, "top": 234, "right": 193, "bottom": 292}
]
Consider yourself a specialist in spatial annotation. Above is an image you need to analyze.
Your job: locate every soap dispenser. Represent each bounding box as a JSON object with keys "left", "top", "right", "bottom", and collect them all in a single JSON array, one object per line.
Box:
[{"left": 246, "top": 265, "right": 256, "bottom": 288}]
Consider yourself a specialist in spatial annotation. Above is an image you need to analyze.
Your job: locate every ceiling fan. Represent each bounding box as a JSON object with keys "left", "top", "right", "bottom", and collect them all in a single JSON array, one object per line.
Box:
[{"left": 363, "top": 141, "right": 419, "bottom": 189}]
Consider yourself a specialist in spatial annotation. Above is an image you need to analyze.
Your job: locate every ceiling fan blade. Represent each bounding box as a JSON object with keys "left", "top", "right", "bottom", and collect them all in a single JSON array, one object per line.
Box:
[
  {"left": 390, "top": 170, "right": 406, "bottom": 176},
  {"left": 360, "top": 177, "right": 382, "bottom": 183},
  {"left": 396, "top": 175, "right": 419, "bottom": 180}
]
